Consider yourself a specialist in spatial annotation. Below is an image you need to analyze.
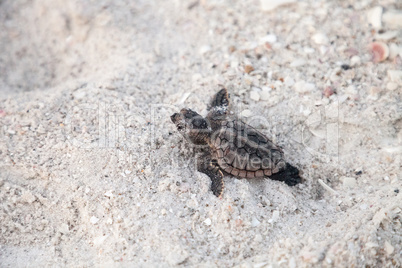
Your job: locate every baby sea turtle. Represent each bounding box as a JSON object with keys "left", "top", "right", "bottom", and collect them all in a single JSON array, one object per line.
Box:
[{"left": 171, "top": 88, "right": 301, "bottom": 197}]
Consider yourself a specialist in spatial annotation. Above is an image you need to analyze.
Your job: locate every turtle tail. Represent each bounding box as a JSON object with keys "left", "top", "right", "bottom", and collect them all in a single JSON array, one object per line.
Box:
[{"left": 269, "top": 163, "right": 302, "bottom": 186}]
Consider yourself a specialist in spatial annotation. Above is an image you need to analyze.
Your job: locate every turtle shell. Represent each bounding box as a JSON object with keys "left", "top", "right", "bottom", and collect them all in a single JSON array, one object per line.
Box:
[{"left": 211, "top": 119, "right": 286, "bottom": 179}]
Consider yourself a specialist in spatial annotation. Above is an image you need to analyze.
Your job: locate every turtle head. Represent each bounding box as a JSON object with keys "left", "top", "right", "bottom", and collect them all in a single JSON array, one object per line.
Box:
[{"left": 170, "top": 108, "right": 210, "bottom": 145}]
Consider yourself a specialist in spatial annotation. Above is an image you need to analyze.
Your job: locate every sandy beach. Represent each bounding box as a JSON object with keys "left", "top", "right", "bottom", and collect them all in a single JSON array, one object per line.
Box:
[{"left": 0, "top": 0, "right": 401, "bottom": 267}]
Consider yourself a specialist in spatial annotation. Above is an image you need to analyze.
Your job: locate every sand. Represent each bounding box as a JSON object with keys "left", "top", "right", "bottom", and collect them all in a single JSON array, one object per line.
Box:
[{"left": 0, "top": 0, "right": 401, "bottom": 267}]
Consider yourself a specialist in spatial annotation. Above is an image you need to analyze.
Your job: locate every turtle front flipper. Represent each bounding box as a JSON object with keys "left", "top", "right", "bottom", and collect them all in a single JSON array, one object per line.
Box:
[
  {"left": 197, "top": 154, "right": 224, "bottom": 197},
  {"left": 209, "top": 88, "right": 230, "bottom": 110},
  {"left": 207, "top": 88, "right": 230, "bottom": 131}
]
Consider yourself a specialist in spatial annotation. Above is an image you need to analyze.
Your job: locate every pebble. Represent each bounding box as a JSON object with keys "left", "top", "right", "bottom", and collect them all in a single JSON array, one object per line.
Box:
[
  {"left": 290, "top": 59, "right": 306, "bottom": 67},
  {"left": 262, "top": 86, "right": 272, "bottom": 92},
  {"left": 304, "top": 47, "right": 315, "bottom": 54},
  {"left": 387, "top": 70, "right": 402, "bottom": 85},
  {"left": 365, "top": 242, "right": 379, "bottom": 248},
  {"left": 272, "top": 210, "right": 280, "bottom": 222},
  {"left": 384, "top": 241, "right": 395, "bottom": 256},
  {"left": 259, "top": 91, "right": 270, "bottom": 101},
  {"left": 289, "top": 257, "right": 296, "bottom": 268},
  {"left": 346, "top": 85, "right": 358, "bottom": 97},
  {"left": 260, "top": 0, "right": 296, "bottom": 12},
  {"left": 244, "top": 65, "right": 254, "bottom": 74},
  {"left": 338, "top": 94, "right": 348, "bottom": 104},
  {"left": 20, "top": 191, "right": 36, "bottom": 204},
  {"left": 72, "top": 90, "right": 86, "bottom": 100},
  {"left": 192, "top": 73, "right": 202, "bottom": 81},
  {"left": 373, "top": 209, "right": 387, "bottom": 226},
  {"left": 294, "top": 81, "right": 316, "bottom": 93},
  {"left": 203, "top": 218, "right": 212, "bottom": 226},
  {"left": 60, "top": 223, "right": 69, "bottom": 234},
  {"left": 342, "top": 177, "right": 357, "bottom": 188},
  {"left": 254, "top": 234, "right": 263, "bottom": 243},
  {"left": 166, "top": 249, "right": 189, "bottom": 266},
  {"left": 323, "top": 86, "right": 334, "bottom": 98},
  {"left": 369, "top": 87, "right": 381, "bottom": 100},
  {"left": 350, "top": 56, "right": 361, "bottom": 66},
  {"left": 312, "top": 33, "right": 329, "bottom": 45},
  {"left": 366, "top": 6, "right": 382, "bottom": 29},
  {"left": 250, "top": 91, "right": 260, "bottom": 101},
  {"left": 389, "top": 43, "right": 402, "bottom": 60},
  {"left": 261, "top": 34, "right": 277, "bottom": 44},
  {"left": 251, "top": 217, "right": 261, "bottom": 227},
  {"left": 90, "top": 216, "right": 99, "bottom": 225},
  {"left": 369, "top": 42, "right": 389, "bottom": 63},
  {"left": 241, "top": 109, "right": 253, "bottom": 117},
  {"left": 199, "top": 45, "right": 211, "bottom": 54},
  {"left": 319, "top": 45, "right": 328, "bottom": 55},
  {"left": 93, "top": 235, "right": 107, "bottom": 246},
  {"left": 104, "top": 190, "right": 114, "bottom": 198},
  {"left": 383, "top": 10, "right": 402, "bottom": 29},
  {"left": 374, "top": 31, "right": 398, "bottom": 41},
  {"left": 386, "top": 82, "right": 398, "bottom": 91},
  {"left": 284, "top": 76, "right": 295, "bottom": 87},
  {"left": 230, "top": 61, "right": 239, "bottom": 68}
]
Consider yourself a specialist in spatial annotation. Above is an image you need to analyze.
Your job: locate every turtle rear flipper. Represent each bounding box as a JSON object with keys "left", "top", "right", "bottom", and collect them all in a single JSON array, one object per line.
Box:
[
  {"left": 269, "top": 163, "right": 302, "bottom": 186},
  {"left": 197, "top": 154, "right": 224, "bottom": 197}
]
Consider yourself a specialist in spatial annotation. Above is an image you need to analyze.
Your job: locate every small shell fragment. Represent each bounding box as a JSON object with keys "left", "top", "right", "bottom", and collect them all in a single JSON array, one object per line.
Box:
[
  {"left": 260, "top": 34, "right": 277, "bottom": 44},
  {"left": 374, "top": 31, "right": 398, "bottom": 41},
  {"left": 312, "top": 33, "right": 329, "bottom": 45},
  {"left": 367, "top": 6, "right": 383, "bottom": 29},
  {"left": 387, "top": 70, "right": 402, "bottom": 85},
  {"left": 90, "top": 216, "right": 99, "bottom": 225},
  {"left": 389, "top": 43, "right": 402, "bottom": 60},
  {"left": 369, "top": 42, "right": 389, "bottom": 63},
  {"left": 250, "top": 91, "right": 260, "bottom": 101},
  {"left": 244, "top": 65, "right": 255, "bottom": 74},
  {"left": 294, "top": 81, "right": 316, "bottom": 93},
  {"left": 384, "top": 241, "right": 395, "bottom": 256},
  {"left": 386, "top": 82, "right": 398, "bottom": 91},
  {"left": 342, "top": 176, "right": 357, "bottom": 188},
  {"left": 350, "top": 56, "right": 361, "bottom": 66},
  {"left": 241, "top": 109, "right": 253, "bottom": 117},
  {"left": 260, "top": 0, "right": 296, "bottom": 12},
  {"left": 383, "top": 10, "right": 402, "bottom": 29},
  {"left": 323, "top": 86, "right": 334, "bottom": 98},
  {"left": 203, "top": 218, "right": 212, "bottom": 226}
]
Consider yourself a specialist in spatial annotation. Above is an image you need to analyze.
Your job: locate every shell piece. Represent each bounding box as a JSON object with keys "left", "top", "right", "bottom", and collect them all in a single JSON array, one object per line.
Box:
[
  {"left": 383, "top": 10, "right": 402, "bottom": 29},
  {"left": 369, "top": 42, "right": 389, "bottom": 63},
  {"left": 366, "top": 6, "right": 383, "bottom": 29}
]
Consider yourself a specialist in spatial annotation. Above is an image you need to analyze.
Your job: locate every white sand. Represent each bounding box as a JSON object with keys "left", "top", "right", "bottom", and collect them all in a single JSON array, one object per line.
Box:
[{"left": 0, "top": 0, "right": 401, "bottom": 266}]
